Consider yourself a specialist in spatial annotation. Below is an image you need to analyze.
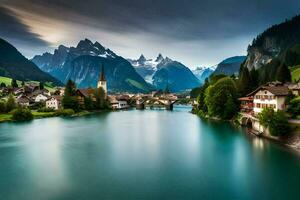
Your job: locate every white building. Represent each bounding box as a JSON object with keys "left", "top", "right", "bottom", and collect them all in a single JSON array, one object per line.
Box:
[
  {"left": 109, "top": 96, "right": 129, "bottom": 110},
  {"left": 97, "top": 65, "right": 107, "bottom": 98},
  {"left": 34, "top": 94, "right": 49, "bottom": 102},
  {"left": 249, "top": 85, "right": 289, "bottom": 114},
  {"left": 46, "top": 96, "right": 61, "bottom": 110}
]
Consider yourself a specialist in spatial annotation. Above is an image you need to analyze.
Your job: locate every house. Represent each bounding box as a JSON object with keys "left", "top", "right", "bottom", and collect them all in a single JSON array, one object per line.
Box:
[
  {"left": 285, "top": 83, "right": 300, "bottom": 96},
  {"left": 46, "top": 96, "right": 61, "bottom": 110},
  {"left": 108, "top": 96, "right": 130, "bottom": 110},
  {"left": 76, "top": 88, "right": 95, "bottom": 105},
  {"left": 238, "top": 96, "right": 254, "bottom": 114},
  {"left": 24, "top": 84, "right": 39, "bottom": 94},
  {"left": 247, "top": 84, "right": 289, "bottom": 115},
  {"left": 32, "top": 93, "right": 49, "bottom": 102},
  {"left": 16, "top": 95, "right": 32, "bottom": 106}
]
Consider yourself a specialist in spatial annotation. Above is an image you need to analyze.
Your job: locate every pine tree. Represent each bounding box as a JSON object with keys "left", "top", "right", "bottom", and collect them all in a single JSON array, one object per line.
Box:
[
  {"left": 39, "top": 82, "right": 44, "bottom": 90},
  {"left": 239, "top": 67, "right": 251, "bottom": 95},
  {"left": 249, "top": 68, "right": 259, "bottom": 90},
  {"left": 64, "top": 79, "right": 77, "bottom": 96},
  {"left": 62, "top": 79, "right": 79, "bottom": 111},
  {"left": 276, "top": 63, "right": 291, "bottom": 83},
  {"left": 0, "top": 82, "right": 6, "bottom": 88},
  {"left": 11, "top": 79, "right": 18, "bottom": 88}
]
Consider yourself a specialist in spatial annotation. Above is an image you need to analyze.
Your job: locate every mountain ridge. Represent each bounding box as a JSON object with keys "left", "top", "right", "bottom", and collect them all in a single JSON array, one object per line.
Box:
[
  {"left": 0, "top": 38, "right": 63, "bottom": 86},
  {"left": 32, "top": 39, "right": 153, "bottom": 93}
]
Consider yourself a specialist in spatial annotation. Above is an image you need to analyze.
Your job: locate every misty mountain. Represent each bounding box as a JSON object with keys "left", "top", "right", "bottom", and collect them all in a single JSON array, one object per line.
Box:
[
  {"left": 0, "top": 38, "right": 62, "bottom": 86},
  {"left": 32, "top": 39, "right": 153, "bottom": 93},
  {"left": 192, "top": 67, "right": 215, "bottom": 84},
  {"left": 129, "top": 54, "right": 200, "bottom": 92}
]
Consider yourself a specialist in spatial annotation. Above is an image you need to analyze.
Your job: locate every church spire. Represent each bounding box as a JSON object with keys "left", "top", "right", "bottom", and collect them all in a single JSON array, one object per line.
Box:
[{"left": 99, "top": 64, "right": 105, "bottom": 82}]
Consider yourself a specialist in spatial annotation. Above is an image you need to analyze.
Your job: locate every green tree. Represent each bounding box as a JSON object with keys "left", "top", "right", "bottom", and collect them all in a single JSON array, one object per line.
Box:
[
  {"left": 21, "top": 81, "right": 25, "bottom": 87},
  {"left": 94, "top": 87, "right": 106, "bottom": 109},
  {"left": 6, "top": 94, "right": 16, "bottom": 112},
  {"left": 39, "top": 82, "right": 44, "bottom": 90},
  {"left": 11, "top": 108, "right": 33, "bottom": 121},
  {"left": 84, "top": 96, "right": 95, "bottom": 110},
  {"left": 249, "top": 68, "right": 259, "bottom": 90},
  {"left": 62, "top": 96, "right": 79, "bottom": 111},
  {"left": 0, "top": 82, "right": 6, "bottom": 88},
  {"left": 11, "top": 79, "right": 18, "bottom": 88},
  {"left": 62, "top": 79, "right": 79, "bottom": 111},
  {"left": 0, "top": 101, "right": 6, "bottom": 113},
  {"left": 276, "top": 63, "right": 291, "bottom": 83},
  {"left": 238, "top": 66, "right": 252, "bottom": 95},
  {"left": 64, "top": 79, "right": 77, "bottom": 96},
  {"left": 204, "top": 77, "right": 238, "bottom": 119},
  {"left": 196, "top": 78, "right": 209, "bottom": 113},
  {"left": 258, "top": 108, "right": 290, "bottom": 136},
  {"left": 223, "top": 95, "right": 237, "bottom": 119}
]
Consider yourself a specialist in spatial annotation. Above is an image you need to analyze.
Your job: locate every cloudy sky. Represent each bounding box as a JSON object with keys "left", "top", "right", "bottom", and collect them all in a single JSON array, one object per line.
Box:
[{"left": 0, "top": 0, "right": 300, "bottom": 68}]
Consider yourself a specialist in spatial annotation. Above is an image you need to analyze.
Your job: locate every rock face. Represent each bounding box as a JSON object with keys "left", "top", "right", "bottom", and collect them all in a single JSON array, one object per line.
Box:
[
  {"left": 213, "top": 56, "right": 246, "bottom": 75},
  {"left": 129, "top": 54, "right": 200, "bottom": 92},
  {"left": 0, "top": 38, "right": 62, "bottom": 86},
  {"left": 32, "top": 39, "right": 152, "bottom": 93},
  {"left": 244, "top": 15, "right": 300, "bottom": 70},
  {"left": 192, "top": 67, "right": 214, "bottom": 84}
]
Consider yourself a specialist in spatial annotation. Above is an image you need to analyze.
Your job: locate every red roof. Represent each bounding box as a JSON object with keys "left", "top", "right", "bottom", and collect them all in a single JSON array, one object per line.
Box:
[{"left": 238, "top": 97, "right": 253, "bottom": 101}]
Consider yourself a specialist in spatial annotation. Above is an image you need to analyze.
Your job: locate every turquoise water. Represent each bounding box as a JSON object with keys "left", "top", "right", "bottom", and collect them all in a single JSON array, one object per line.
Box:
[{"left": 0, "top": 106, "right": 300, "bottom": 199}]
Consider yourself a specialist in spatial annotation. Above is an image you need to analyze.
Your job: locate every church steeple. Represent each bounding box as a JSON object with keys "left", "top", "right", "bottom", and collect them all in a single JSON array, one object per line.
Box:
[
  {"left": 99, "top": 65, "right": 106, "bottom": 82},
  {"left": 97, "top": 64, "right": 107, "bottom": 97}
]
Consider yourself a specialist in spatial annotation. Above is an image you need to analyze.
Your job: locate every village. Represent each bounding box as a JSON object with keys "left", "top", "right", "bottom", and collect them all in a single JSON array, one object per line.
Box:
[{"left": 0, "top": 67, "right": 190, "bottom": 122}]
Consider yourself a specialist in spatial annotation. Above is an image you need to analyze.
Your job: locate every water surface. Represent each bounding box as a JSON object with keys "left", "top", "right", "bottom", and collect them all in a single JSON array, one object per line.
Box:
[{"left": 0, "top": 106, "right": 300, "bottom": 199}]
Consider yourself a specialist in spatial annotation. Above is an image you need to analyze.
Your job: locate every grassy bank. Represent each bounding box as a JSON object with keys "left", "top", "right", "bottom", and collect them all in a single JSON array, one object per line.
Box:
[{"left": 0, "top": 109, "right": 107, "bottom": 123}]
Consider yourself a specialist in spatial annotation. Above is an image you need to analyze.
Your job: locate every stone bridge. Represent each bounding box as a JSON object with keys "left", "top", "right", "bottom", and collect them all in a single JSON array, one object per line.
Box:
[
  {"left": 239, "top": 113, "right": 266, "bottom": 136},
  {"left": 136, "top": 97, "right": 178, "bottom": 111}
]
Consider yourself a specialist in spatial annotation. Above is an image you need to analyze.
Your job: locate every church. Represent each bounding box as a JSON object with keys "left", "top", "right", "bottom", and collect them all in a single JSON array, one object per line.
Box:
[
  {"left": 97, "top": 65, "right": 107, "bottom": 98},
  {"left": 76, "top": 65, "right": 107, "bottom": 105}
]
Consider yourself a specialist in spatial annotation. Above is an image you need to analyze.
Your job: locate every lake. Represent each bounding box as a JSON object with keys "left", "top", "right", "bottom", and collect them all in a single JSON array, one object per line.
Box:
[{"left": 0, "top": 106, "right": 300, "bottom": 199}]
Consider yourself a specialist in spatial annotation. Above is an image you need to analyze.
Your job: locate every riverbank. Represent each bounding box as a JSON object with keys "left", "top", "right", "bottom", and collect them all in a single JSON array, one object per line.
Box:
[
  {"left": 192, "top": 109, "right": 300, "bottom": 152},
  {"left": 0, "top": 109, "right": 110, "bottom": 123},
  {"left": 234, "top": 113, "right": 300, "bottom": 152}
]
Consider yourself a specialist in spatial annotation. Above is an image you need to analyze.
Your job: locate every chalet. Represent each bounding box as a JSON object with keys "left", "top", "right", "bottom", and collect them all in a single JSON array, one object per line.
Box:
[
  {"left": 16, "top": 95, "right": 32, "bottom": 106},
  {"left": 24, "top": 84, "right": 39, "bottom": 94},
  {"left": 238, "top": 96, "right": 254, "bottom": 114},
  {"left": 241, "top": 84, "right": 289, "bottom": 115},
  {"left": 32, "top": 93, "right": 49, "bottom": 102},
  {"left": 76, "top": 88, "right": 95, "bottom": 105},
  {"left": 46, "top": 96, "right": 61, "bottom": 110},
  {"left": 108, "top": 95, "right": 129, "bottom": 109}
]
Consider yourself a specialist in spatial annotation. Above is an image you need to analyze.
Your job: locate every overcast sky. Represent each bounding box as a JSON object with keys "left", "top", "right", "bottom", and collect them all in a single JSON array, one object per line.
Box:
[{"left": 0, "top": 0, "right": 300, "bottom": 68}]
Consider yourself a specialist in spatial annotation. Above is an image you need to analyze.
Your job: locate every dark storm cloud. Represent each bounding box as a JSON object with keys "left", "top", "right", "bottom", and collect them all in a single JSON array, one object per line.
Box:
[
  {"left": 0, "top": 6, "right": 49, "bottom": 47},
  {"left": 1, "top": 0, "right": 300, "bottom": 65},
  {"left": 4, "top": 0, "right": 300, "bottom": 41}
]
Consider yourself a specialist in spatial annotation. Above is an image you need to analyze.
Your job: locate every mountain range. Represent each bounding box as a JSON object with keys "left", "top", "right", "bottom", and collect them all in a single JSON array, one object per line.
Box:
[
  {"left": 213, "top": 56, "right": 246, "bottom": 76},
  {"left": 128, "top": 54, "right": 200, "bottom": 92},
  {"left": 192, "top": 67, "right": 215, "bottom": 84},
  {"left": 32, "top": 39, "right": 153, "bottom": 93},
  {"left": 0, "top": 38, "right": 62, "bottom": 86}
]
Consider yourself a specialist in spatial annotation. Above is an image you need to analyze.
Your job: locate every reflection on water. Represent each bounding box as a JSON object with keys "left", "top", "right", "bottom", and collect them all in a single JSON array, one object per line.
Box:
[{"left": 0, "top": 106, "right": 300, "bottom": 199}]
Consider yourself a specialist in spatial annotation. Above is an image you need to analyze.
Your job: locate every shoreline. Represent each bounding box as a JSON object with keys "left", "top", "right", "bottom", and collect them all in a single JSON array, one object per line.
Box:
[
  {"left": 193, "top": 110, "right": 300, "bottom": 152},
  {"left": 0, "top": 109, "right": 111, "bottom": 123}
]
